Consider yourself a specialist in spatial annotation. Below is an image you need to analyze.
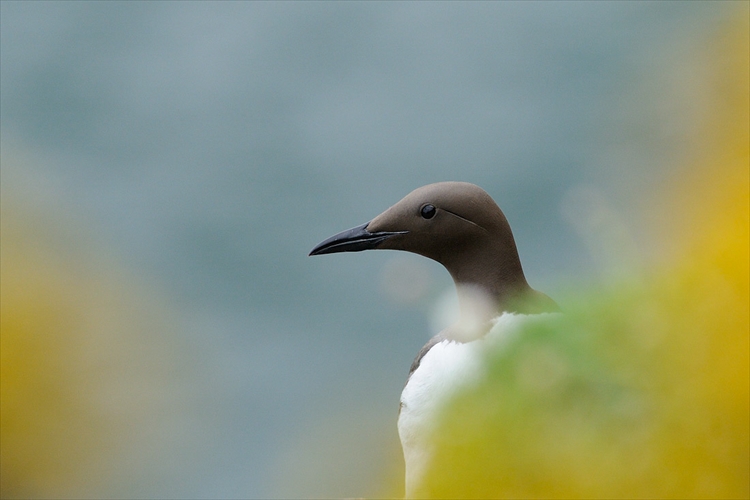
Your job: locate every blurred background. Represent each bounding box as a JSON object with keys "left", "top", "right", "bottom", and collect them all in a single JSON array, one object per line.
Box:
[{"left": 1, "top": 2, "right": 747, "bottom": 498}]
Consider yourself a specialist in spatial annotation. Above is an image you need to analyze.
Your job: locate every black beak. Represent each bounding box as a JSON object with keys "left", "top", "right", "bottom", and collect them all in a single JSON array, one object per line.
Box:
[{"left": 309, "top": 222, "right": 407, "bottom": 256}]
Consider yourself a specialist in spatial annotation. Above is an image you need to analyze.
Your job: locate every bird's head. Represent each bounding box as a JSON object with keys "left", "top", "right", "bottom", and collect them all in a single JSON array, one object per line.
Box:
[
  {"left": 310, "top": 181, "right": 521, "bottom": 275},
  {"left": 310, "top": 181, "right": 557, "bottom": 316}
]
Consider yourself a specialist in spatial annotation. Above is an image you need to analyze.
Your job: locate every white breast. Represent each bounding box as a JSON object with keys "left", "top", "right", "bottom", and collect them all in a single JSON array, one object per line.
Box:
[{"left": 397, "top": 312, "right": 553, "bottom": 497}]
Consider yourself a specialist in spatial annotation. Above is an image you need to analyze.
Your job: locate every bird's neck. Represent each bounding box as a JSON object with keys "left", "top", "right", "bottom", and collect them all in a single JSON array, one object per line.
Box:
[{"left": 442, "top": 239, "right": 557, "bottom": 327}]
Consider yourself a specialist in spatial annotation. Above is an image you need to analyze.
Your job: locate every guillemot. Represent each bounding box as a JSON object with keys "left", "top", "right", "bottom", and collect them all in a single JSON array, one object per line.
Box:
[{"left": 309, "top": 181, "right": 559, "bottom": 497}]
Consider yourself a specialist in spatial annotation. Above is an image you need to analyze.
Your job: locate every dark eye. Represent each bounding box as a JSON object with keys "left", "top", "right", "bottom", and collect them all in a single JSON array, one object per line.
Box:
[{"left": 420, "top": 204, "right": 436, "bottom": 219}]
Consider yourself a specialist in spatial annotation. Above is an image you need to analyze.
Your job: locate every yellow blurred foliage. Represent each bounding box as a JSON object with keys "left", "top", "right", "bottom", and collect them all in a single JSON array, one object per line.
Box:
[
  {"left": 1, "top": 210, "right": 113, "bottom": 495},
  {"left": 417, "top": 11, "right": 749, "bottom": 499},
  {"left": 0, "top": 161, "right": 181, "bottom": 497}
]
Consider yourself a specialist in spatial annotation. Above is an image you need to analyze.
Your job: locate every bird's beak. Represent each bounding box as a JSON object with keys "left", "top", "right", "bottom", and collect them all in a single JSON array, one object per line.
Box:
[{"left": 309, "top": 222, "right": 407, "bottom": 256}]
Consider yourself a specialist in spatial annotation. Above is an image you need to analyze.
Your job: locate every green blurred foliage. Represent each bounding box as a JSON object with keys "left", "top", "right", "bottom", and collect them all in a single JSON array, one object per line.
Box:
[{"left": 413, "top": 12, "right": 749, "bottom": 499}]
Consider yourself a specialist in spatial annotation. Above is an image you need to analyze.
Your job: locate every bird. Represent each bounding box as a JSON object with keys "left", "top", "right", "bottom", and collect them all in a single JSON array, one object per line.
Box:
[{"left": 309, "top": 181, "right": 559, "bottom": 497}]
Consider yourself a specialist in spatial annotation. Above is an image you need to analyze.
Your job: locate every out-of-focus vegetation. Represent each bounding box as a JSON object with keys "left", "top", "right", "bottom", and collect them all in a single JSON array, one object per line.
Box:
[
  {"left": 417, "top": 13, "right": 749, "bottom": 499},
  {"left": 0, "top": 155, "right": 186, "bottom": 498}
]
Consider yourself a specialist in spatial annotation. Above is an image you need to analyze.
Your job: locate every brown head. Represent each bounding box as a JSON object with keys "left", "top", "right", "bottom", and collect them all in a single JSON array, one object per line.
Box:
[{"left": 310, "top": 182, "right": 558, "bottom": 325}]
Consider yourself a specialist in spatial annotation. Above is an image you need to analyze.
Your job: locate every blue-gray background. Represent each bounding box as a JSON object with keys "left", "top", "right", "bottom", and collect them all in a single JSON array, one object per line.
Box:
[{"left": 0, "top": 2, "right": 739, "bottom": 498}]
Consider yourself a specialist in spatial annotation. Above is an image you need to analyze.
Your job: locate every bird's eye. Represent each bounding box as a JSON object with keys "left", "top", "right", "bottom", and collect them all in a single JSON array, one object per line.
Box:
[{"left": 420, "top": 204, "right": 436, "bottom": 219}]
